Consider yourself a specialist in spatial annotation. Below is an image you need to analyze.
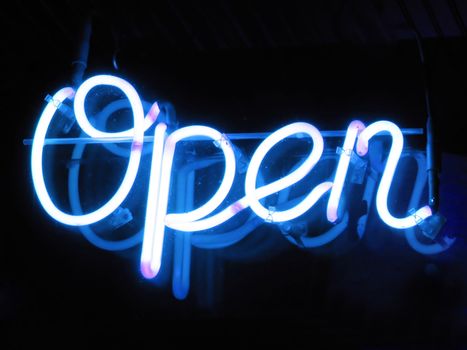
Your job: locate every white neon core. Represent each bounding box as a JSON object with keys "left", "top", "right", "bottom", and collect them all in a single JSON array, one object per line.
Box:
[
  {"left": 73, "top": 74, "right": 154, "bottom": 139},
  {"left": 326, "top": 120, "right": 365, "bottom": 222},
  {"left": 31, "top": 76, "right": 145, "bottom": 226},
  {"left": 141, "top": 125, "right": 236, "bottom": 278},
  {"left": 245, "top": 122, "right": 331, "bottom": 222},
  {"left": 165, "top": 127, "right": 236, "bottom": 223},
  {"left": 356, "top": 121, "right": 432, "bottom": 229},
  {"left": 29, "top": 73, "right": 457, "bottom": 294},
  {"left": 141, "top": 123, "right": 168, "bottom": 278}
]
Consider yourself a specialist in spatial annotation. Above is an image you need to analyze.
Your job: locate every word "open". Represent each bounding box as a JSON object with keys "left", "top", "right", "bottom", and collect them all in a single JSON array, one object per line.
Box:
[{"left": 31, "top": 75, "right": 449, "bottom": 279}]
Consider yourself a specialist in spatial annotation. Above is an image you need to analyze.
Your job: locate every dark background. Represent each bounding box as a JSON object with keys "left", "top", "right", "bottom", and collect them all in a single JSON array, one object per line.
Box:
[{"left": 2, "top": 0, "right": 467, "bottom": 347}]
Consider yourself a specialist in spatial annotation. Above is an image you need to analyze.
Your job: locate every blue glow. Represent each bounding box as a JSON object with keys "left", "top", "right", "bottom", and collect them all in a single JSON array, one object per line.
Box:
[
  {"left": 141, "top": 125, "right": 236, "bottom": 279},
  {"left": 172, "top": 232, "right": 192, "bottom": 300},
  {"left": 402, "top": 153, "right": 455, "bottom": 253},
  {"left": 68, "top": 130, "right": 143, "bottom": 251},
  {"left": 140, "top": 123, "right": 167, "bottom": 278},
  {"left": 73, "top": 75, "right": 157, "bottom": 138},
  {"left": 356, "top": 121, "right": 433, "bottom": 229},
  {"left": 245, "top": 122, "right": 331, "bottom": 223},
  {"left": 65, "top": 91, "right": 159, "bottom": 251},
  {"left": 302, "top": 211, "right": 349, "bottom": 247},
  {"left": 32, "top": 78, "right": 145, "bottom": 226},
  {"left": 29, "top": 74, "right": 456, "bottom": 299},
  {"left": 327, "top": 120, "right": 365, "bottom": 223},
  {"left": 94, "top": 99, "right": 156, "bottom": 157}
]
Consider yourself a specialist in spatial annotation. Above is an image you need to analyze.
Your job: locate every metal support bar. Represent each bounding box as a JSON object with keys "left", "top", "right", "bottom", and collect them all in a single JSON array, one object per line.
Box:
[{"left": 22, "top": 128, "right": 424, "bottom": 146}]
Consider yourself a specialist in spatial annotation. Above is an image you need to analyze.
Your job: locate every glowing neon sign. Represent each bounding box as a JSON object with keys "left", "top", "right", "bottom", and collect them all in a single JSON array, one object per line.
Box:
[{"left": 30, "top": 75, "right": 455, "bottom": 285}]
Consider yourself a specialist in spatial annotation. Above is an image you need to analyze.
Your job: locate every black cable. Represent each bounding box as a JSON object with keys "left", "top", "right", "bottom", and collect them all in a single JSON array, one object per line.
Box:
[
  {"left": 397, "top": 0, "right": 439, "bottom": 213},
  {"left": 71, "top": 14, "right": 92, "bottom": 88}
]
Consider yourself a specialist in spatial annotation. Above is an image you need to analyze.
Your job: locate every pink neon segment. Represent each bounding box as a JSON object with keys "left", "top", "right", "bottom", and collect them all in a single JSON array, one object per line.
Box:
[
  {"left": 230, "top": 201, "right": 245, "bottom": 214},
  {"left": 417, "top": 205, "right": 432, "bottom": 218},
  {"left": 348, "top": 120, "right": 365, "bottom": 131},
  {"left": 131, "top": 141, "right": 143, "bottom": 152},
  {"left": 327, "top": 204, "right": 338, "bottom": 223},
  {"left": 140, "top": 261, "right": 157, "bottom": 279},
  {"left": 147, "top": 102, "right": 160, "bottom": 122},
  {"left": 326, "top": 120, "right": 365, "bottom": 223},
  {"left": 356, "top": 141, "right": 368, "bottom": 156}
]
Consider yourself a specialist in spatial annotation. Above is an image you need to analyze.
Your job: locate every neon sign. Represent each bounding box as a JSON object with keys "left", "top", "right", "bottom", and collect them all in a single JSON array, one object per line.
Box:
[{"left": 29, "top": 75, "right": 455, "bottom": 296}]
